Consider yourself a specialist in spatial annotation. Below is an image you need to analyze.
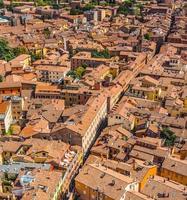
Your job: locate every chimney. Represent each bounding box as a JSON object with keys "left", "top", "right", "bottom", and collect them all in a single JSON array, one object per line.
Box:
[
  {"left": 110, "top": 179, "right": 115, "bottom": 186},
  {"left": 132, "top": 159, "right": 136, "bottom": 170}
]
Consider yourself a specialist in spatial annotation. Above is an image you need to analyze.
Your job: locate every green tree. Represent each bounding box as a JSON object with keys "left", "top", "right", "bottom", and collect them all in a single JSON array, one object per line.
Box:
[
  {"left": 36, "top": 0, "right": 46, "bottom": 6},
  {"left": 75, "top": 66, "right": 86, "bottom": 79},
  {"left": 160, "top": 127, "right": 176, "bottom": 147},
  {"left": 144, "top": 33, "right": 151, "bottom": 40},
  {"left": 13, "top": 46, "right": 28, "bottom": 56},
  {"left": 43, "top": 28, "right": 51, "bottom": 39},
  {"left": 3, "top": 126, "right": 13, "bottom": 136},
  {"left": 0, "top": 39, "right": 29, "bottom": 61},
  {"left": 124, "top": 0, "right": 133, "bottom": 6},
  {"left": 118, "top": 0, "right": 136, "bottom": 15},
  {"left": 7, "top": 4, "right": 14, "bottom": 11},
  {"left": 34, "top": 0, "right": 52, "bottom": 6},
  {"left": 0, "top": 75, "right": 3, "bottom": 82},
  {"left": 134, "top": 7, "right": 140, "bottom": 16},
  {"left": 82, "top": 3, "right": 95, "bottom": 11},
  {"left": 136, "top": 3, "right": 144, "bottom": 19},
  {"left": 102, "top": 49, "right": 111, "bottom": 58},
  {"left": 0, "top": 0, "right": 4, "bottom": 8},
  {"left": 67, "top": 70, "right": 76, "bottom": 79},
  {"left": 136, "top": 3, "right": 143, "bottom": 9},
  {"left": 134, "top": 3, "right": 143, "bottom": 16},
  {"left": 52, "top": 3, "right": 62, "bottom": 9},
  {"left": 0, "top": 39, "right": 15, "bottom": 61},
  {"left": 91, "top": 49, "right": 111, "bottom": 59},
  {"left": 67, "top": 66, "right": 86, "bottom": 79},
  {"left": 70, "top": 8, "right": 83, "bottom": 15},
  {"left": 30, "top": 52, "right": 42, "bottom": 62},
  {"left": 82, "top": 63, "right": 88, "bottom": 69}
]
